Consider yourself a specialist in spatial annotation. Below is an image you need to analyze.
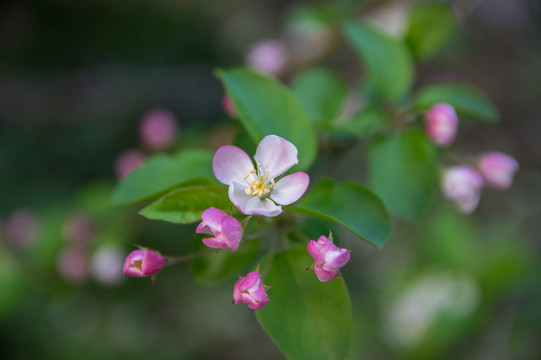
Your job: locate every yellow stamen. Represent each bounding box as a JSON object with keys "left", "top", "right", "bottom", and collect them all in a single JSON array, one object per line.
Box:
[{"left": 245, "top": 188, "right": 252, "bottom": 195}]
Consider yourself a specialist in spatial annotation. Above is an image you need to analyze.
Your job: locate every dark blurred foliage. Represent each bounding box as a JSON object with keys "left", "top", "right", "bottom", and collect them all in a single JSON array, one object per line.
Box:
[{"left": 0, "top": 0, "right": 540, "bottom": 359}]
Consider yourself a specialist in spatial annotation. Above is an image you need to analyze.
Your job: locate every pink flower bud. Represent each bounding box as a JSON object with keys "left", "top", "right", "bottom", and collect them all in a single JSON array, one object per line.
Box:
[
  {"left": 123, "top": 249, "right": 165, "bottom": 278},
  {"left": 307, "top": 235, "right": 350, "bottom": 282},
  {"left": 233, "top": 271, "right": 270, "bottom": 310},
  {"left": 442, "top": 165, "right": 484, "bottom": 213},
  {"left": 222, "top": 94, "right": 237, "bottom": 119},
  {"left": 138, "top": 108, "right": 179, "bottom": 151},
  {"left": 246, "top": 39, "right": 287, "bottom": 77},
  {"left": 478, "top": 152, "right": 519, "bottom": 189},
  {"left": 425, "top": 103, "right": 459, "bottom": 147},
  {"left": 196, "top": 207, "right": 243, "bottom": 252},
  {"left": 114, "top": 149, "right": 146, "bottom": 179}
]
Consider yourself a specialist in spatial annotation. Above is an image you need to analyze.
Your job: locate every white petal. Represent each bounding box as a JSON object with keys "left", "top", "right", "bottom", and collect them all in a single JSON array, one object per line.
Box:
[
  {"left": 270, "top": 172, "right": 309, "bottom": 205},
  {"left": 244, "top": 197, "right": 282, "bottom": 217},
  {"left": 213, "top": 145, "right": 254, "bottom": 185},
  {"left": 254, "top": 135, "right": 298, "bottom": 179},
  {"left": 229, "top": 181, "right": 253, "bottom": 214}
]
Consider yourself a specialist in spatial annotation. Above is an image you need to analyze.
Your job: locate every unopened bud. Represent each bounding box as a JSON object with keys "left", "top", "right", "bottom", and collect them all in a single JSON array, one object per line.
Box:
[
  {"left": 478, "top": 152, "right": 519, "bottom": 189},
  {"left": 425, "top": 103, "right": 458, "bottom": 147},
  {"left": 123, "top": 249, "right": 165, "bottom": 278},
  {"left": 307, "top": 235, "right": 350, "bottom": 282},
  {"left": 442, "top": 165, "right": 484, "bottom": 213},
  {"left": 233, "top": 271, "right": 270, "bottom": 310},
  {"left": 139, "top": 108, "right": 178, "bottom": 151}
]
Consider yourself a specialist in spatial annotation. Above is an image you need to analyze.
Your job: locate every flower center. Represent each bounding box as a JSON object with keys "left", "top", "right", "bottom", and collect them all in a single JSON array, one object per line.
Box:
[{"left": 243, "top": 163, "right": 275, "bottom": 198}]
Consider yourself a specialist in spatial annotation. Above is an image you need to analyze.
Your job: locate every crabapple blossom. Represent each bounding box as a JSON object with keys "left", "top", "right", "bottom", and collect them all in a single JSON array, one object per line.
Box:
[
  {"left": 212, "top": 135, "right": 310, "bottom": 217},
  {"left": 233, "top": 271, "right": 270, "bottom": 310},
  {"left": 307, "top": 235, "right": 350, "bottom": 282},
  {"left": 442, "top": 165, "right": 485, "bottom": 213},
  {"left": 425, "top": 103, "right": 459, "bottom": 147},
  {"left": 196, "top": 207, "right": 243, "bottom": 251},
  {"left": 123, "top": 249, "right": 165, "bottom": 278},
  {"left": 478, "top": 152, "right": 519, "bottom": 189}
]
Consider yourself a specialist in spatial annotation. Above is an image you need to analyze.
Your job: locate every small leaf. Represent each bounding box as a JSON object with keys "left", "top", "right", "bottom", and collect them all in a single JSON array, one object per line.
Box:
[
  {"left": 405, "top": 2, "right": 455, "bottom": 60},
  {"left": 414, "top": 83, "right": 499, "bottom": 122},
  {"left": 139, "top": 185, "right": 231, "bottom": 224},
  {"left": 112, "top": 149, "right": 215, "bottom": 205},
  {"left": 291, "top": 179, "right": 391, "bottom": 249},
  {"left": 189, "top": 239, "right": 260, "bottom": 286},
  {"left": 368, "top": 129, "right": 438, "bottom": 221},
  {"left": 256, "top": 245, "right": 352, "bottom": 360},
  {"left": 217, "top": 68, "right": 317, "bottom": 170},
  {"left": 292, "top": 67, "right": 348, "bottom": 124},
  {"left": 343, "top": 20, "right": 414, "bottom": 100}
]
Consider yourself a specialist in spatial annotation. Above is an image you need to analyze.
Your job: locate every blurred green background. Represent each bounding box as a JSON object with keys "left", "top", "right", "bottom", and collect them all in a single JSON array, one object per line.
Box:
[{"left": 1, "top": 0, "right": 540, "bottom": 359}]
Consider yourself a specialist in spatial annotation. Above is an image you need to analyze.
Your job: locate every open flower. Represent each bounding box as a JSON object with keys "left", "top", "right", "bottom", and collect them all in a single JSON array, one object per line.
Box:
[
  {"left": 213, "top": 135, "right": 310, "bottom": 217},
  {"left": 442, "top": 165, "right": 485, "bottom": 213},
  {"left": 123, "top": 249, "right": 166, "bottom": 278},
  {"left": 233, "top": 271, "right": 270, "bottom": 310},
  {"left": 307, "top": 235, "right": 350, "bottom": 282},
  {"left": 425, "top": 103, "right": 459, "bottom": 147},
  {"left": 478, "top": 152, "right": 519, "bottom": 189},
  {"left": 196, "top": 207, "right": 243, "bottom": 251}
]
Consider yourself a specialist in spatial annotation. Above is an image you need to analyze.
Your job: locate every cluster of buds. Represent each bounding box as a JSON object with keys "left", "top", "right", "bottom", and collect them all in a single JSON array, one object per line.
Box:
[
  {"left": 424, "top": 103, "right": 519, "bottom": 213},
  {"left": 122, "top": 135, "right": 352, "bottom": 310},
  {"left": 442, "top": 151, "right": 519, "bottom": 213}
]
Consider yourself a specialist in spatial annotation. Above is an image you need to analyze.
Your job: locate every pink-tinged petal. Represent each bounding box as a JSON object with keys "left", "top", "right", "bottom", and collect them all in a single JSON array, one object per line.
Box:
[
  {"left": 270, "top": 172, "right": 309, "bottom": 205},
  {"left": 199, "top": 207, "right": 228, "bottom": 231},
  {"left": 314, "top": 266, "right": 338, "bottom": 282},
  {"left": 323, "top": 249, "right": 350, "bottom": 271},
  {"left": 141, "top": 250, "right": 166, "bottom": 275},
  {"left": 307, "top": 240, "right": 325, "bottom": 263},
  {"left": 220, "top": 216, "right": 243, "bottom": 251},
  {"left": 202, "top": 237, "right": 228, "bottom": 249},
  {"left": 213, "top": 145, "right": 254, "bottom": 185},
  {"left": 229, "top": 181, "right": 253, "bottom": 214},
  {"left": 195, "top": 222, "right": 213, "bottom": 235},
  {"left": 254, "top": 135, "right": 299, "bottom": 179},
  {"left": 123, "top": 250, "right": 145, "bottom": 277},
  {"left": 244, "top": 197, "right": 282, "bottom": 217}
]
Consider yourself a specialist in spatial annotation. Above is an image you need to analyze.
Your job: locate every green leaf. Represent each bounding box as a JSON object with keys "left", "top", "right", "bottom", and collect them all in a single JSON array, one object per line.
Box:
[
  {"left": 138, "top": 184, "right": 231, "bottom": 224},
  {"left": 256, "top": 245, "right": 352, "bottom": 360},
  {"left": 0, "top": 251, "right": 26, "bottom": 319},
  {"left": 405, "top": 2, "right": 455, "bottom": 60},
  {"left": 189, "top": 239, "right": 260, "bottom": 285},
  {"left": 112, "top": 149, "right": 215, "bottom": 205},
  {"left": 291, "top": 179, "right": 391, "bottom": 249},
  {"left": 368, "top": 129, "right": 438, "bottom": 221},
  {"left": 414, "top": 83, "right": 499, "bottom": 122},
  {"left": 333, "top": 106, "right": 389, "bottom": 138},
  {"left": 292, "top": 67, "right": 348, "bottom": 124},
  {"left": 343, "top": 20, "right": 414, "bottom": 100},
  {"left": 217, "top": 68, "right": 317, "bottom": 170}
]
